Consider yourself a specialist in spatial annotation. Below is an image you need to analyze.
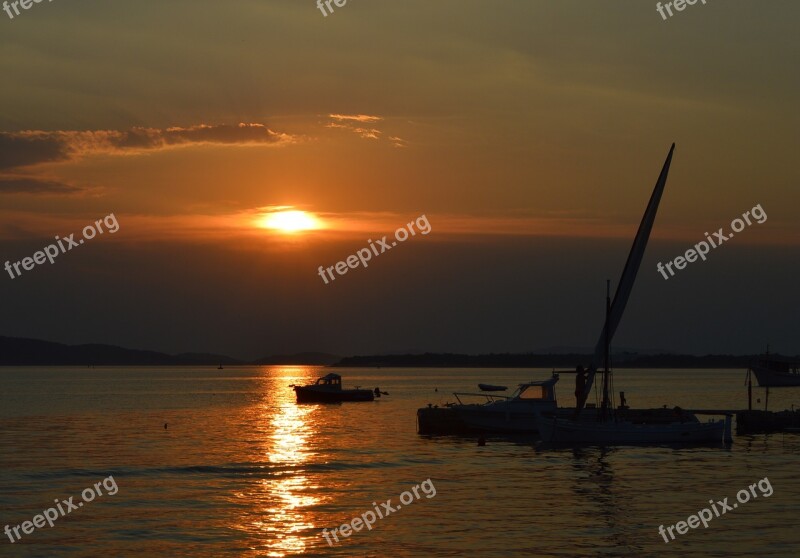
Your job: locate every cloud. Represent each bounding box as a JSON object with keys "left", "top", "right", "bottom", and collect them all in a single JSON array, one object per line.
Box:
[
  {"left": 0, "top": 176, "right": 85, "bottom": 195},
  {"left": 0, "top": 124, "right": 296, "bottom": 172},
  {"left": 328, "top": 114, "right": 383, "bottom": 123},
  {"left": 324, "top": 122, "right": 382, "bottom": 138},
  {"left": 325, "top": 115, "right": 407, "bottom": 145},
  {"left": 352, "top": 127, "right": 382, "bottom": 140},
  {"left": 388, "top": 136, "right": 408, "bottom": 148}
]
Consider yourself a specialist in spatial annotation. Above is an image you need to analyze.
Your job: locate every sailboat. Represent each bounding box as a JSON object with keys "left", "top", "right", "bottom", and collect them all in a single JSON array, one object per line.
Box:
[{"left": 537, "top": 144, "right": 732, "bottom": 445}]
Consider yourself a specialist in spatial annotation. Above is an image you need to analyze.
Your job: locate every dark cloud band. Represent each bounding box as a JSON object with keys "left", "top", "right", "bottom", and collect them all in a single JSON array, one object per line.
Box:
[{"left": 0, "top": 123, "right": 293, "bottom": 172}]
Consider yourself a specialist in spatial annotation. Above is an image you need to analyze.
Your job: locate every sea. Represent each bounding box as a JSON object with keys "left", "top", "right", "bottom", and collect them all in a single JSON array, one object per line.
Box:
[{"left": 1, "top": 366, "right": 798, "bottom": 557}]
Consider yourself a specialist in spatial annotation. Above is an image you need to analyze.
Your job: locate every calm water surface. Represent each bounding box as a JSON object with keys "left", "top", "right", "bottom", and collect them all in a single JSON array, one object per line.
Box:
[{"left": 1, "top": 366, "right": 799, "bottom": 557}]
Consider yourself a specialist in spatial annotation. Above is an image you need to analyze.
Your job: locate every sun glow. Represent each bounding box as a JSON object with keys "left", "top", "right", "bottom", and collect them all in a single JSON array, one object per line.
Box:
[{"left": 259, "top": 210, "right": 320, "bottom": 233}]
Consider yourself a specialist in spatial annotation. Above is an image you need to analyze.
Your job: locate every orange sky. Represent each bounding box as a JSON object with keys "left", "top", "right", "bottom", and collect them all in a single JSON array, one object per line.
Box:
[{"left": 0, "top": 1, "right": 798, "bottom": 358}]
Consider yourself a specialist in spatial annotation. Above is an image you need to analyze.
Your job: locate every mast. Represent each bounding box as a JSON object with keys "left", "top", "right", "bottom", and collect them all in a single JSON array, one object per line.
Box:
[
  {"left": 601, "top": 279, "right": 611, "bottom": 418},
  {"left": 577, "top": 143, "right": 675, "bottom": 414}
]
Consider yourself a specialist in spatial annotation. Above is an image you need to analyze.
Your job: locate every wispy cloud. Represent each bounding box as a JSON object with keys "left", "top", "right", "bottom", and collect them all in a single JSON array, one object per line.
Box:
[
  {"left": 328, "top": 114, "right": 383, "bottom": 123},
  {"left": 324, "top": 122, "right": 381, "bottom": 139},
  {"left": 325, "top": 115, "right": 407, "bottom": 146},
  {"left": 353, "top": 128, "right": 381, "bottom": 140},
  {"left": 388, "top": 136, "right": 408, "bottom": 148}
]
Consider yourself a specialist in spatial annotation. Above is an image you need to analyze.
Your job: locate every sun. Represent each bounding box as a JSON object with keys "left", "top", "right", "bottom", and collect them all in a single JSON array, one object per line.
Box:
[{"left": 259, "top": 210, "right": 320, "bottom": 233}]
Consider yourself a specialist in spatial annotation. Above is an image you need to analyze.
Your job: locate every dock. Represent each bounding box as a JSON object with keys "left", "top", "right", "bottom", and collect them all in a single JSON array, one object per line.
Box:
[
  {"left": 687, "top": 408, "right": 800, "bottom": 434},
  {"left": 418, "top": 406, "right": 800, "bottom": 436},
  {"left": 735, "top": 409, "right": 800, "bottom": 434}
]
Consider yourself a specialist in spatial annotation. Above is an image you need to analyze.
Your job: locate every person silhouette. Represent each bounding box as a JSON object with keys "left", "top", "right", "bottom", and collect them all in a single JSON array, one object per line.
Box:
[{"left": 575, "top": 366, "right": 587, "bottom": 408}]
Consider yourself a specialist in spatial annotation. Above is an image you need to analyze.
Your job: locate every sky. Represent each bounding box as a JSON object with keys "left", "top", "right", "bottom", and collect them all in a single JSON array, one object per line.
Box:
[{"left": 0, "top": 0, "right": 798, "bottom": 360}]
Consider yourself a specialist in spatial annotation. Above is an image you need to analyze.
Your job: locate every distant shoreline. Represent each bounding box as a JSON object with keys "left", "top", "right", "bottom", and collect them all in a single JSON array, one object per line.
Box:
[
  {"left": 0, "top": 336, "right": 339, "bottom": 366},
  {"left": 332, "top": 353, "right": 796, "bottom": 369},
  {"left": 1, "top": 336, "right": 794, "bottom": 368}
]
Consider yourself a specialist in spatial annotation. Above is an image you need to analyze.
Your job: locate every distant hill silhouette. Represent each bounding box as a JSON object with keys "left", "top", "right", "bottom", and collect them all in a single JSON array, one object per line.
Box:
[
  {"left": 0, "top": 336, "right": 337, "bottom": 366},
  {"left": 1, "top": 336, "right": 793, "bottom": 368},
  {"left": 0, "top": 337, "right": 243, "bottom": 366}
]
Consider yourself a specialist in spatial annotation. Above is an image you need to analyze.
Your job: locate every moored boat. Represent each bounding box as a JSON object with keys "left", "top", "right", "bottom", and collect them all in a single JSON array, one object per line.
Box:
[
  {"left": 541, "top": 144, "right": 735, "bottom": 446},
  {"left": 292, "top": 373, "right": 375, "bottom": 403},
  {"left": 417, "top": 145, "right": 734, "bottom": 444},
  {"left": 446, "top": 375, "right": 560, "bottom": 433},
  {"left": 750, "top": 355, "right": 800, "bottom": 387}
]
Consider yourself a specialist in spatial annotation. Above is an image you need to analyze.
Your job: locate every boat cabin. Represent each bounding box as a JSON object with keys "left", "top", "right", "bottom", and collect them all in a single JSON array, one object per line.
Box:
[
  {"left": 509, "top": 376, "right": 558, "bottom": 401},
  {"left": 314, "top": 373, "right": 343, "bottom": 390},
  {"left": 452, "top": 374, "right": 559, "bottom": 406}
]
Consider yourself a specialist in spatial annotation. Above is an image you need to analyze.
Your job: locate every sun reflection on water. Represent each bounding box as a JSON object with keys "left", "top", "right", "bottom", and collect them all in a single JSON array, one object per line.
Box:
[{"left": 245, "top": 367, "right": 321, "bottom": 557}]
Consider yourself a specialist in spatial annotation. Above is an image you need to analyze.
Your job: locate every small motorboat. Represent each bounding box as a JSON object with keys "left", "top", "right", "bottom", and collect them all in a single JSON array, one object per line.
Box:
[
  {"left": 291, "top": 373, "right": 375, "bottom": 403},
  {"left": 478, "top": 384, "right": 507, "bottom": 392}
]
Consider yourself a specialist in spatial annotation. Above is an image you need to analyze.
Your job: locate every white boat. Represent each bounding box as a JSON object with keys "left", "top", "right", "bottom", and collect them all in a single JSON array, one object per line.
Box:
[
  {"left": 541, "top": 144, "right": 733, "bottom": 446},
  {"left": 418, "top": 374, "right": 699, "bottom": 435},
  {"left": 446, "top": 375, "right": 560, "bottom": 433}
]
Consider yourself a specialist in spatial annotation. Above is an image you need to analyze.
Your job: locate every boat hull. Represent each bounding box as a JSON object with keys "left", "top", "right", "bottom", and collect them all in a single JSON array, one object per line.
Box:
[
  {"left": 417, "top": 404, "right": 690, "bottom": 436},
  {"left": 751, "top": 366, "right": 800, "bottom": 387},
  {"left": 455, "top": 399, "right": 560, "bottom": 433},
  {"left": 294, "top": 387, "right": 374, "bottom": 403},
  {"left": 419, "top": 403, "right": 596, "bottom": 435},
  {"left": 538, "top": 415, "right": 729, "bottom": 445},
  {"left": 456, "top": 406, "right": 541, "bottom": 433}
]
